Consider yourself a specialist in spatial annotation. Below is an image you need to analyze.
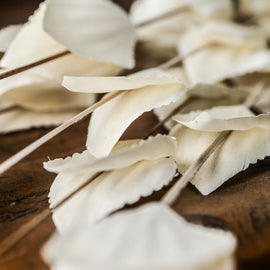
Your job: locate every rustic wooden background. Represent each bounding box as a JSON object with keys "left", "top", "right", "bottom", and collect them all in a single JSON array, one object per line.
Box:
[{"left": 0, "top": 1, "right": 269, "bottom": 269}]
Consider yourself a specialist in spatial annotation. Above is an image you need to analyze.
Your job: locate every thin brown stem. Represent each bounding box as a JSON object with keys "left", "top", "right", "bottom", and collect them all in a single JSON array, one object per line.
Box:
[
  {"left": 158, "top": 43, "right": 213, "bottom": 70},
  {"left": 136, "top": 5, "right": 190, "bottom": 28},
  {"left": 161, "top": 131, "right": 232, "bottom": 205},
  {"left": 0, "top": 50, "right": 70, "bottom": 80}
]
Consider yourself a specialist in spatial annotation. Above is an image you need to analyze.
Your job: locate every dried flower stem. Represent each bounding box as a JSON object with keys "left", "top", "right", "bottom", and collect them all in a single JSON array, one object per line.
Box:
[
  {"left": 161, "top": 130, "right": 232, "bottom": 205},
  {"left": 136, "top": 5, "right": 190, "bottom": 28},
  {"left": 158, "top": 43, "right": 213, "bottom": 70},
  {"left": 0, "top": 50, "right": 70, "bottom": 80}
]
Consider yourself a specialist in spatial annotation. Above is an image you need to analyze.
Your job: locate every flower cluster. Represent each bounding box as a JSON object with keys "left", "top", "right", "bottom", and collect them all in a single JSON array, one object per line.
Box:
[{"left": 1, "top": 0, "right": 270, "bottom": 269}]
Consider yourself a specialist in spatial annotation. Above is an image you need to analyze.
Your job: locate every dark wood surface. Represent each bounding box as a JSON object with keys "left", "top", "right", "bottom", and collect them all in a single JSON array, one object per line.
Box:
[{"left": 0, "top": 1, "right": 270, "bottom": 270}]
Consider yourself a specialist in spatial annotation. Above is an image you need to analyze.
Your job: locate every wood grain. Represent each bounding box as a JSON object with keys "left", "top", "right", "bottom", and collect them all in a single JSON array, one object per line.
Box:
[{"left": 0, "top": 1, "right": 270, "bottom": 269}]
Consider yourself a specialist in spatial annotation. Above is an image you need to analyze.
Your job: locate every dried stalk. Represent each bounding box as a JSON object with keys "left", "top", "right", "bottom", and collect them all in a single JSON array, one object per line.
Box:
[
  {"left": 161, "top": 131, "right": 232, "bottom": 205},
  {"left": 0, "top": 51, "right": 70, "bottom": 80},
  {"left": 136, "top": 5, "right": 190, "bottom": 28},
  {"left": 158, "top": 43, "right": 213, "bottom": 70}
]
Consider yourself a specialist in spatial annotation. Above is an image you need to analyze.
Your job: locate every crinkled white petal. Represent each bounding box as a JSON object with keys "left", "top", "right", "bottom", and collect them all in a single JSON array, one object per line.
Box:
[
  {"left": 187, "top": 21, "right": 267, "bottom": 49},
  {"left": 130, "top": 0, "right": 187, "bottom": 25},
  {"left": 63, "top": 69, "right": 184, "bottom": 94},
  {"left": 173, "top": 105, "right": 270, "bottom": 131},
  {"left": 43, "top": 203, "right": 236, "bottom": 270},
  {"left": 178, "top": 22, "right": 270, "bottom": 84},
  {"left": 44, "top": 0, "right": 136, "bottom": 69},
  {"left": 154, "top": 76, "right": 246, "bottom": 130},
  {"left": 0, "top": 71, "right": 96, "bottom": 112},
  {"left": 170, "top": 122, "right": 270, "bottom": 195},
  {"left": 86, "top": 73, "right": 186, "bottom": 158},
  {"left": 188, "top": 0, "right": 232, "bottom": 18},
  {"left": 0, "top": 24, "right": 22, "bottom": 52},
  {"left": 49, "top": 158, "right": 177, "bottom": 234},
  {"left": 44, "top": 135, "right": 177, "bottom": 174},
  {"left": 130, "top": 0, "right": 201, "bottom": 48},
  {"left": 0, "top": 108, "right": 81, "bottom": 134},
  {"left": 1, "top": 3, "right": 121, "bottom": 83}
]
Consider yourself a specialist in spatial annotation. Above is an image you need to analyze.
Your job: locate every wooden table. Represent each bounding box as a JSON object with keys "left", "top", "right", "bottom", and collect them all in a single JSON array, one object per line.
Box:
[{"left": 0, "top": 1, "right": 270, "bottom": 269}]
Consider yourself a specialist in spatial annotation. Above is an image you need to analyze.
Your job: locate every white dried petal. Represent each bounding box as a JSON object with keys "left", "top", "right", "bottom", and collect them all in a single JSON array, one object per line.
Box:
[
  {"left": 0, "top": 72, "right": 95, "bottom": 112},
  {"left": 85, "top": 71, "right": 186, "bottom": 158},
  {"left": 188, "top": 0, "right": 232, "bottom": 18},
  {"left": 49, "top": 159, "right": 177, "bottom": 234},
  {"left": 43, "top": 203, "right": 236, "bottom": 270},
  {"left": 44, "top": 0, "right": 136, "bottom": 69},
  {"left": 242, "top": 0, "right": 270, "bottom": 16},
  {"left": 63, "top": 68, "right": 183, "bottom": 94},
  {"left": 0, "top": 108, "right": 80, "bottom": 134},
  {"left": 44, "top": 135, "right": 177, "bottom": 174},
  {"left": 234, "top": 73, "right": 270, "bottom": 112},
  {"left": 130, "top": 0, "right": 201, "bottom": 48},
  {"left": 154, "top": 72, "right": 246, "bottom": 130},
  {"left": 130, "top": 0, "right": 186, "bottom": 25},
  {"left": 1, "top": 3, "right": 121, "bottom": 83},
  {"left": 173, "top": 105, "right": 270, "bottom": 131},
  {"left": 170, "top": 105, "right": 270, "bottom": 194},
  {"left": 178, "top": 22, "right": 270, "bottom": 84}
]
